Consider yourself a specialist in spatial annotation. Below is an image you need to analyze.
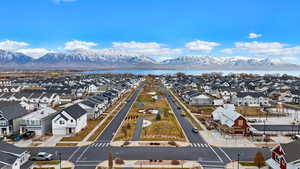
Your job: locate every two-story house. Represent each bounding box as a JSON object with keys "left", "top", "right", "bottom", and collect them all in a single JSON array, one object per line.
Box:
[
  {"left": 52, "top": 104, "right": 87, "bottom": 135},
  {"left": 20, "top": 107, "right": 57, "bottom": 136},
  {"left": 0, "top": 102, "right": 28, "bottom": 136}
]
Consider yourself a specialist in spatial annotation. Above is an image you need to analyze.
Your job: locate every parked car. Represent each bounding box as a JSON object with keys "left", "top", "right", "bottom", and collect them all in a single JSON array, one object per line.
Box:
[
  {"left": 22, "top": 131, "right": 35, "bottom": 139},
  {"left": 30, "top": 152, "right": 53, "bottom": 161},
  {"left": 192, "top": 128, "right": 198, "bottom": 133}
]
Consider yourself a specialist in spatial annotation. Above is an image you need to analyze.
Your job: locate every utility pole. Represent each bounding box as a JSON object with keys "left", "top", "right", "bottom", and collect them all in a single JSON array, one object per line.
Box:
[{"left": 59, "top": 152, "right": 61, "bottom": 169}]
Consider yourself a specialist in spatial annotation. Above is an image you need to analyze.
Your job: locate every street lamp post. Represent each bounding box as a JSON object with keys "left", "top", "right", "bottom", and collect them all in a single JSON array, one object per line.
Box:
[
  {"left": 237, "top": 153, "right": 240, "bottom": 169},
  {"left": 59, "top": 152, "right": 61, "bottom": 169}
]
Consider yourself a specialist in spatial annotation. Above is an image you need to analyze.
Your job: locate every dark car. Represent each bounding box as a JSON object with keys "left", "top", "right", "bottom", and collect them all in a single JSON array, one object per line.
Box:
[
  {"left": 192, "top": 128, "right": 199, "bottom": 133},
  {"left": 22, "top": 131, "right": 35, "bottom": 139},
  {"left": 30, "top": 152, "right": 53, "bottom": 161}
]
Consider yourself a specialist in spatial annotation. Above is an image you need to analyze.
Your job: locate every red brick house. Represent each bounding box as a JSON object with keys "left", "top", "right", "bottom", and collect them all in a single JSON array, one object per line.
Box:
[{"left": 266, "top": 139, "right": 300, "bottom": 169}]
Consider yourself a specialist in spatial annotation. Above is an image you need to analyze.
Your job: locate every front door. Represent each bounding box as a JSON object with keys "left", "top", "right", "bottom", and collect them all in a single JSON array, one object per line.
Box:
[{"left": 68, "top": 128, "right": 73, "bottom": 134}]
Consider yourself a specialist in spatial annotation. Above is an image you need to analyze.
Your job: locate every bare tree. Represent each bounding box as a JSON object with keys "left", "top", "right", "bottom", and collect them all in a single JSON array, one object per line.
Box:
[
  {"left": 108, "top": 152, "right": 113, "bottom": 169},
  {"left": 254, "top": 151, "right": 265, "bottom": 169}
]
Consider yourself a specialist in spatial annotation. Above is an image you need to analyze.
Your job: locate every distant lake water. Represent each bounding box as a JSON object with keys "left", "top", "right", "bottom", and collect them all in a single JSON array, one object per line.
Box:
[{"left": 83, "top": 69, "right": 300, "bottom": 76}]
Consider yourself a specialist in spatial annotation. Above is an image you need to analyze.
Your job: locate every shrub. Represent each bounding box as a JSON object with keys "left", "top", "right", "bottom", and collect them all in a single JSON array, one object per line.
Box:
[
  {"left": 115, "top": 158, "right": 125, "bottom": 165},
  {"left": 123, "top": 141, "right": 130, "bottom": 146},
  {"left": 168, "top": 141, "right": 177, "bottom": 146},
  {"left": 171, "top": 160, "right": 180, "bottom": 165}
]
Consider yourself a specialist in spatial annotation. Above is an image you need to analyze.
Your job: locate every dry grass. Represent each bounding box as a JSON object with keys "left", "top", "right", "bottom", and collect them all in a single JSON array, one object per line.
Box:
[
  {"left": 115, "top": 77, "right": 186, "bottom": 141},
  {"left": 236, "top": 107, "right": 265, "bottom": 117},
  {"left": 55, "top": 143, "right": 77, "bottom": 146}
]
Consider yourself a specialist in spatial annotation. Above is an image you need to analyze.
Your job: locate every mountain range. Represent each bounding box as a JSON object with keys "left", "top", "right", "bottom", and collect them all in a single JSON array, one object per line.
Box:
[{"left": 0, "top": 49, "right": 298, "bottom": 70}]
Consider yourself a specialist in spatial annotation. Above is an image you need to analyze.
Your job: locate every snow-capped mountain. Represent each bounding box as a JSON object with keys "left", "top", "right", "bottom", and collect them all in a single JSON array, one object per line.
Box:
[
  {"left": 0, "top": 49, "right": 33, "bottom": 64},
  {"left": 0, "top": 50, "right": 298, "bottom": 69},
  {"left": 161, "top": 55, "right": 285, "bottom": 67}
]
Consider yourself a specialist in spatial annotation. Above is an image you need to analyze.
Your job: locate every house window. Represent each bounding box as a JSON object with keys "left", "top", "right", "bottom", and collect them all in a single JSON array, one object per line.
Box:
[{"left": 59, "top": 120, "right": 65, "bottom": 125}]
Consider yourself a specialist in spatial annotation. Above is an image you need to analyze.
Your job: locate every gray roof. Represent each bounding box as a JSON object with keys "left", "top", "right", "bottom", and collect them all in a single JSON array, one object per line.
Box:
[
  {"left": 62, "top": 104, "right": 87, "bottom": 119},
  {"left": 280, "top": 139, "right": 300, "bottom": 163},
  {"left": 0, "top": 101, "right": 28, "bottom": 120},
  {"left": 0, "top": 141, "right": 26, "bottom": 155},
  {"left": 236, "top": 92, "right": 266, "bottom": 98}
]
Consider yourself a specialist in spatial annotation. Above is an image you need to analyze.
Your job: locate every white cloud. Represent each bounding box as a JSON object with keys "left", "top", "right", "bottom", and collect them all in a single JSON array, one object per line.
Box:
[
  {"left": 235, "top": 41, "right": 300, "bottom": 56},
  {"left": 220, "top": 48, "right": 233, "bottom": 54},
  {"left": 185, "top": 40, "right": 220, "bottom": 52},
  {"left": 248, "top": 33, "right": 262, "bottom": 39},
  {"left": 0, "top": 40, "right": 28, "bottom": 51},
  {"left": 64, "top": 40, "right": 97, "bottom": 51},
  {"left": 112, "top": 41, "right": 163, "bottom": 49},
  {"left": 17, "top": 48, "right": 54, "bottom": 59}
]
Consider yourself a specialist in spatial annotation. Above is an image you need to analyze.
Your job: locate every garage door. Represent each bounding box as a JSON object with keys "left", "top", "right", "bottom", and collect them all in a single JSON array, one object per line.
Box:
[{"left": 53, "top": 128, "right": 66, "bottom": 135}]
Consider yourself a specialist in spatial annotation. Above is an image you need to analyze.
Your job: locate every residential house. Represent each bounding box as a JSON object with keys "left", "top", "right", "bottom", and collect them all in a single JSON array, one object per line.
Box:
[
  {"left": 266, "top": 139, "right": 300, "bottom": 169},
  {"left": 20, "top": 107, "right": 57, "bottom": 136},
  {"left": 211, "top": 104, "right": 249, "bottom": 134},
  {"left": 52, "top": 104, "right": 87, "bottom": 135},
  {"left": 0, "top": 141, "right": 30, "bottom": 169},
  {"left": 0, "top": 102, "right": 28, "bottom": 136},
  {"left": 232, "top": 92, "right": 269, "bottom": 107}
]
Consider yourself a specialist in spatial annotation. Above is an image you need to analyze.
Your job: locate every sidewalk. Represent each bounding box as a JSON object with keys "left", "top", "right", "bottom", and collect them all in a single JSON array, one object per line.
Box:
[
  {"left": 225, "top": 161, "right": 268, "bottom": 169},
  {"left": 30, "top": 160, "right": 74, "bottom": 169},
  {"left": 98, "top": 160, "right": 202, "bottom": 169}
]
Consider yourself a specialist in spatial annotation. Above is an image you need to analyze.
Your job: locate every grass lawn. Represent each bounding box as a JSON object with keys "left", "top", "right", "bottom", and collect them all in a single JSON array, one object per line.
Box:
[
  {"left": 236, "top": 107, "right": 265, "bottom": 117},
  {"left": 140, "top": 113, "right": 185, "bottom": 141},
  {"left": 114, "top": 77, "right": 186, "bottom": 141},
  {"left": 55, "top": 143, "right": 77, "bottom": 146},
  {"left": 239, "top": 161, "right": 265, "bottom": 167},
  {"left": 88, "top": 115, "right": 113, "bottom": 141}
]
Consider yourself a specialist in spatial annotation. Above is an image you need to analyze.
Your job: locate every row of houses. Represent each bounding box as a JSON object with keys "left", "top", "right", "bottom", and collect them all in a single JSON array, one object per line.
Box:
[
  {"left": 163, "top": 75, "right": 274, "bottom": 107},
  {"left": 0, "top": 75, "right": 142, "bottom": 137}
]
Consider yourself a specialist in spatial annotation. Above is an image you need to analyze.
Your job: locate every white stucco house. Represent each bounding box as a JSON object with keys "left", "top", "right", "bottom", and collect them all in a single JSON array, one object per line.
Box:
[{"left": 52, "top": 104, "right": 87, "bottom": 135}]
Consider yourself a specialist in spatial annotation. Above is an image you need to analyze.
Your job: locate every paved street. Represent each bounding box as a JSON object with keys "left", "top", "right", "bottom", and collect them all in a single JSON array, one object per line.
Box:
[
  {"left": 252, "top": 124, "right": 300, "bottom": 132},
  {"left": 96, "top": 84, "right": 144, "bottom": 141},
  {"left": 23, "top": 83, "right": 270, "bottom": 169}
]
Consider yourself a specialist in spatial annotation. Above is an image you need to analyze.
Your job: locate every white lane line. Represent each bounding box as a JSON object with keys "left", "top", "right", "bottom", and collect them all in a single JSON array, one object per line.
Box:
[
  {"left": 204, "top": 144, "right": 208, "bottom": 147},
  {"left": 106, "top": 143, "right": 110, "bottom": 146},
  {"left": 208, "top": 144, "right": 224, "bottom": 163},
  {"left": 76, "top": 146, "right": 91, "bottom": 163},
  {"left": 218, "top": 147, "right": 232, "bottom": 161},
  {"left": 98, "top": 143, "right": 103, "bottom": 147},
  {"left": 197, "top": 143, "right": 201, "bottom": 147},
  {"left": 67, "top": 146, "right": 81, "bottom": 161}
]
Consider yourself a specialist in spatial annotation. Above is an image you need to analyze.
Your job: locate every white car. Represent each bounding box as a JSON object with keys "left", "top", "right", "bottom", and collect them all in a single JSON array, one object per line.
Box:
[{"left": 30, "top": 152, "right": 53, "bottom": 161}]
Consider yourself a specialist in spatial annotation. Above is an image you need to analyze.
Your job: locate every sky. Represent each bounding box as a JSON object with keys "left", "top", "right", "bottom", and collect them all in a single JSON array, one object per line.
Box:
[{"left": 0, "top": 0, "right": 300, "bottom": 62}]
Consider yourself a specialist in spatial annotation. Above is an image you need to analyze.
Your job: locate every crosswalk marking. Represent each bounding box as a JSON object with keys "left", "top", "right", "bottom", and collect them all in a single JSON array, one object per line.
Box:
[
  {"left": 90, "top": 142, "right": 110, "bottom": 148},
  {"left": 190, "top": 143, "right": 209, "bottom": 148}
]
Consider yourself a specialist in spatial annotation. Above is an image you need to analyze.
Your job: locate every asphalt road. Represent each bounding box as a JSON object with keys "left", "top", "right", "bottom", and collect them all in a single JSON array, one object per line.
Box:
[
  {"left": 22, "top": 83, "right": 271, "bottom": 169},
  {"left": 96, "top": 84, "right": 144, "bottom": 141},
  {"left": 252, "top": 124, "right": 300, "bottom": 132},
  {"left": 164, "top": 89, "right": 207, "bottom": 143}
]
